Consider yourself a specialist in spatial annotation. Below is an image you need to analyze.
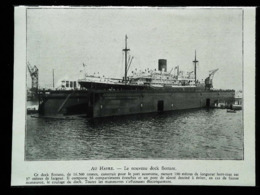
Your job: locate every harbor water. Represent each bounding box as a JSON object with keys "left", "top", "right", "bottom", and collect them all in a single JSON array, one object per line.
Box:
[{"left": 26, "top": 102, "right": 243, "bottom": 160}]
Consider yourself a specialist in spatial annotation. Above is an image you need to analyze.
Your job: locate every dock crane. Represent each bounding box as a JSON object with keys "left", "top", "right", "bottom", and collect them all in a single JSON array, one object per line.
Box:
[
  {"left": 27, "top": 62, "right": 39, "bottom": 92},
  {"left": 205, "top": 68, "right": 219, "bottom": 90}
]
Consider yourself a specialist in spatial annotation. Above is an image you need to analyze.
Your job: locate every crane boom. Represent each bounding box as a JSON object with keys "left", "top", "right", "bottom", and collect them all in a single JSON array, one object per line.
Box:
[
  {"left": 187, "top": 71, "right": 194, "bottom": 76},
  {"left": 27, "top": 62, "right": 33, "bottom": 75},
  {"left": 209, "top": 68, "right": 219, "bottom": 77},
  {"left": 205, "top": 68, "right": 219, "bottom": 90},
  {"left": 27, "top": 62, "right": 39, "bottom": 91}
]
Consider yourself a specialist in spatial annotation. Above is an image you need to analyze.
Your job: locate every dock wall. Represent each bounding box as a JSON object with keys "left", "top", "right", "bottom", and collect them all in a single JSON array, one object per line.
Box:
[
  {"left": 37, "top": 90, "right": 235, "bottom": 118},
  {"left": 38, "top": 91, "right": 90, "bottom": 116},
  {"left": 92, "top": 91, "right": 235, "bottom": 118}
]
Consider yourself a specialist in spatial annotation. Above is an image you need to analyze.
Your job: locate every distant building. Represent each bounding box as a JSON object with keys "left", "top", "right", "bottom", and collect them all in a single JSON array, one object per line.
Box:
[
  {"left": 234, "top": 90, "right": 243, "bottom": 105},
  {"left": 60, "top": 80, "right": 79, "bottom": 90}
]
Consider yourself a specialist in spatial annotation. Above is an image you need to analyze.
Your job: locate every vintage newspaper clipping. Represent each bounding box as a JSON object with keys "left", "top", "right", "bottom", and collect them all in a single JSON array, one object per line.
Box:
[{"left": 12, "top": 6, "right": 255, "bottom": 186}]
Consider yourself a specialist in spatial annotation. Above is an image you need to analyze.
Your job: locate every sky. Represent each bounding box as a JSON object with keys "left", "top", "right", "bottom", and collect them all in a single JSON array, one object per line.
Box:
[{"left": 26, "top": 7, "right": 243, "bottom": 90}]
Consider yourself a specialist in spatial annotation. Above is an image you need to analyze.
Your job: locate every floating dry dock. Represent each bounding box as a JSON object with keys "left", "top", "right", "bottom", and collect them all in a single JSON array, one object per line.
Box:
[
  {"left": 37, "top": 88, "right": 235, "bottom": 118},
  {"left": 36, "top": 36, "right": 235, "bottom": 118}
]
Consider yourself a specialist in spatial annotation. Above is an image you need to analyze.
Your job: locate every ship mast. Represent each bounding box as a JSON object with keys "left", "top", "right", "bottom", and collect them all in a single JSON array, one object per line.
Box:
[
  {"left": 122, "top": 35, "right": 130, "bottom": 84},
  {"left": 193, "top": 50, "right": 198, "bottom": 84}
]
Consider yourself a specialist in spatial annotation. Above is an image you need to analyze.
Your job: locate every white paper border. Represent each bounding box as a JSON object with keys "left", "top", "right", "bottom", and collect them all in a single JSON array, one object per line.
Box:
[{"left": 11, "top": 6, "right": 255, "bottom": 186}]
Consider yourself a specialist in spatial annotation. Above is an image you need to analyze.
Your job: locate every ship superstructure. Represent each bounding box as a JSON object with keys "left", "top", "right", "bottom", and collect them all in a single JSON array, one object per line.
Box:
[
  {"left": 128, "top": 60, "right": 197, "bottom": 88},
  {"left": 78, "top": 35, "right": 209, "bottom": 91}
]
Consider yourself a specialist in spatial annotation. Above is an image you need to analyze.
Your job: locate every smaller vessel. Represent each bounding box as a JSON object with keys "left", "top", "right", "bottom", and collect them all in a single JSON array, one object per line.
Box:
[
  {"left": 231, "top": 104, "right": 242, "bottom": 110},
  {"left": 27, "top": 105, "right": 39, "bottom": 114},
  {"left": 227, "top": 109, "right": 236, "bottom": 113}
]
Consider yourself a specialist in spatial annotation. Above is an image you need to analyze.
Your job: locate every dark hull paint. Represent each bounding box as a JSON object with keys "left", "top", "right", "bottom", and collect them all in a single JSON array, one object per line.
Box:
[
  {"left": 78, "top": 80, "right": 150, "bottom": 90},
  {"left": 78, "top": 80, "right": 202, "bottom": 90},
  {"left": 37, "top": 89, "right": 235, "bottom": 118},
  {"left": 92, "top": 90, "right": 235, "bottom": 118}
]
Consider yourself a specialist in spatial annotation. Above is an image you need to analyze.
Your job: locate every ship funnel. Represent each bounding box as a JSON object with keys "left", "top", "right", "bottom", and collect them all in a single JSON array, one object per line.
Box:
[{"left": 158, "top": 59, "right": 167, "bottom": 72}]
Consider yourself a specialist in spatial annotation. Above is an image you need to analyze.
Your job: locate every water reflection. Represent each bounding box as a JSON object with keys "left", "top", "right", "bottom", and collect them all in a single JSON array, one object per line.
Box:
[{"left": 26, "top": 108, "right": 243, "bottom": 161}]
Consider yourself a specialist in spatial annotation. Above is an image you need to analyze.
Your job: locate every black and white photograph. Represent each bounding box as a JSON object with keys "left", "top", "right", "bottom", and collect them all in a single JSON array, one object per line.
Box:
[{"left": 12, "top": 6, "right": 255, "bottom": 186}]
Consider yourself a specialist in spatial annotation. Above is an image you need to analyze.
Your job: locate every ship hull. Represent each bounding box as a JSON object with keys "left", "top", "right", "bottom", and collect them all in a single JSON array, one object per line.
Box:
[{"left": 36, "top": 89, "right": 235, "bottom": 118}]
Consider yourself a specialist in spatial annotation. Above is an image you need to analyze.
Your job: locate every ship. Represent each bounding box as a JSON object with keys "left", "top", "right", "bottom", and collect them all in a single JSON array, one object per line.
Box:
[{"left": 36, "top": 35, "right": 235, "bottom": 118}]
